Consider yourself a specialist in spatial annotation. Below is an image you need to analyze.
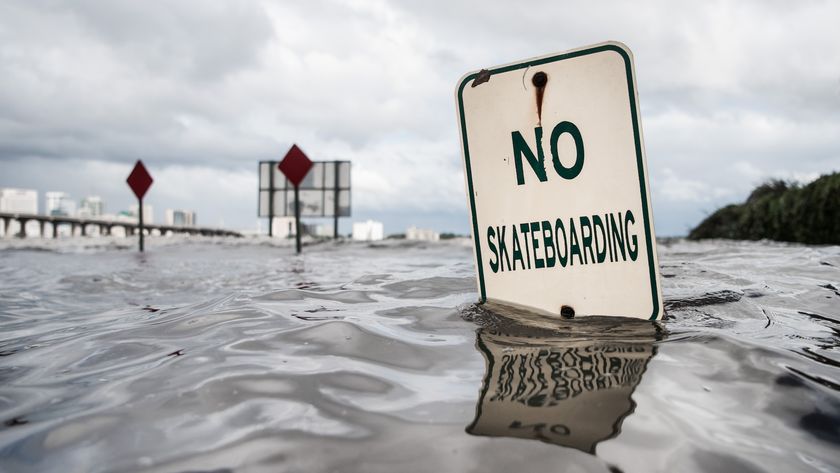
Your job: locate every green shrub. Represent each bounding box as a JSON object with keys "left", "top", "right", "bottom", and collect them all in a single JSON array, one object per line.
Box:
[{"left": 688, "top": 173, "right": 840, "bottom": 244}]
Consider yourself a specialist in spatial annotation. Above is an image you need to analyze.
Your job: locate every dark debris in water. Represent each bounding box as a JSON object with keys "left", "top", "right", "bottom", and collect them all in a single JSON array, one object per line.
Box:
[
  {"left": 167, "top": 349, "right": 185, "bottom": 357},
  {"left": 142, "top": 306, "right": 160, "bottom": 313},
  {"left": 303, "top": 306, "right": 342, "bottom": 313},
  {"left": 292, "top": 313, "right": 343, "bottom": 322},
  {"left": 294, "top": 305, "right": 345, "bottom": 321},
  {"left": 3, "top": 416, "right": 28, "bottom": 427},
  {"left": 818, "top": 283, "right": 840, "bottom": 297}
]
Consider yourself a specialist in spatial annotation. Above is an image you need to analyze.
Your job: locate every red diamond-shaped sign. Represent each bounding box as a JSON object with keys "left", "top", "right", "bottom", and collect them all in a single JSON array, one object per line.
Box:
[
  {"left": 278, "top": 144, "right": 313, "bottom": 187},
  {"left": 126, "top": 160, "right": 153, "bottom": 199}
]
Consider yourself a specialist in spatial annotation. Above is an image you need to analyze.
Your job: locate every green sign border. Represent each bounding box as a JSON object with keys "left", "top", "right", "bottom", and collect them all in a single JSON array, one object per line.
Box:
[{"left": 456, "top": 43, "right": 661, "bottom": 321}]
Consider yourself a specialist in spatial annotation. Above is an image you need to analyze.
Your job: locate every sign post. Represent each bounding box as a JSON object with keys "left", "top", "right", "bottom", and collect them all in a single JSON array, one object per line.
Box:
[
  {"left": 268, "top": 166, "right": 274, "bottom": 238},
  {"left": 333, "top": 162, "right": 340, "bottom": 239},
  {"left": 126, "top": 160, "right": 153, "bottom": 252},
  {"left": 278, "top": 144, "right": 313, "bottom": 254},
  {"left": 455, "top": 42, "right": 662, "bottom": 320},
  {"left": 294, "top": 184, "right": 301, "bottom": 252}
]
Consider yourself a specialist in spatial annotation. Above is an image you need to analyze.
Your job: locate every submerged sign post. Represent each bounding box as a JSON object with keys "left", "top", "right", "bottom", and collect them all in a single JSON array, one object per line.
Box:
[
  {"left": 455, "top": 42, "right": 662, "bottom": 320},
  {"left": 126, "top": 160, "right": 153, "bottom": 253}
]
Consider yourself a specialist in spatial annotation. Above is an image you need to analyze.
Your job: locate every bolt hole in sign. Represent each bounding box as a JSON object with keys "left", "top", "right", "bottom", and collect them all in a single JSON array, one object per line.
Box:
[{"left": 455, "top": 42, "right": 662, "bottom": 320}]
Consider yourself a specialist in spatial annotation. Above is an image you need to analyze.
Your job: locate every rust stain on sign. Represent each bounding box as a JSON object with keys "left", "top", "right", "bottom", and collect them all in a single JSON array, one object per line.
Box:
[
  {"left": 472, "top": 69, "right": 492, "bottom": 87},
  {"left": 532, "top": 71, "right": 548, "bottom": 124}
]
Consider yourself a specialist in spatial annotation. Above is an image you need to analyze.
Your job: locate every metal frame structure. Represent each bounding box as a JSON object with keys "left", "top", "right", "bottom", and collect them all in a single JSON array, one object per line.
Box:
[{"left": 258, "top": 160, "right": 351, "bottom": 238}]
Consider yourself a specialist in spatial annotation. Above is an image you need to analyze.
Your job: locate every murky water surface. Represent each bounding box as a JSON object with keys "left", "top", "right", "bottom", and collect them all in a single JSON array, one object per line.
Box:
[{"left": 1, "top": 237, "right": 838, "bottom": 472}]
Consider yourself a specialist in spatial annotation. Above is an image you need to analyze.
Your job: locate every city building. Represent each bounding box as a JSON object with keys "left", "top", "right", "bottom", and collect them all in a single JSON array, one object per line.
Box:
[
  {"left": 116, "top": 210, "right": 136, "bottom": 222},
  {"left": 165, "top": 209, "right": 196, "bottom": 227},
  {"left": 0, "top": 188, "right": 38, "bottom": 237},
  {"left": 406, "top": 226, "right": 440, "bottom": 242},
  {"left": 78, "top": 196, "right": 104, "bottom": 218},
  {"left": 45, "top": 192, "right": 76, "bottom": 217},
  {"left": 352, "top": 220, "right": 384, "bottom": 241},
  {"left": 0, "top": 188, "right": 37, "bottom": 214},
  {"left": 128, "top": 204, "right": 153, "bottom": 224}
]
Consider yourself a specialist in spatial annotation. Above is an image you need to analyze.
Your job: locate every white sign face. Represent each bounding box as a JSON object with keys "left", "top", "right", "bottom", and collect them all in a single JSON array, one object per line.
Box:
[{"left": 455, "top": 42, "right": 662, "bottom": 320}]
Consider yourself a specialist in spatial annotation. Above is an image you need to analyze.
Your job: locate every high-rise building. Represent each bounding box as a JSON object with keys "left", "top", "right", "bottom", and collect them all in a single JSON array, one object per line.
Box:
[
  {"left": 45, "top": 192, "right": 76, "bottom": 217},
  {"left": 129, "top": 204, "right": 153, "bottom": 224},
  {"left": 0, "top": 188, "right": 38, "bottom": 214},
  {"left": 78, "top": 196, "right": 104, "bottom": 218},
  {"left": 0, "top": 188, "right": 38, "bottom": 237},
  {"left": 165, "top": 209, "right": 196, "bottom": 227}
]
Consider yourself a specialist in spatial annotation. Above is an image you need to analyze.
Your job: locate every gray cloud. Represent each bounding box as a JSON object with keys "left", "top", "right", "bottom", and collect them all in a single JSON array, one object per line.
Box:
[{"left": 1, "top": 0, "right": 838, "bottom": 235}]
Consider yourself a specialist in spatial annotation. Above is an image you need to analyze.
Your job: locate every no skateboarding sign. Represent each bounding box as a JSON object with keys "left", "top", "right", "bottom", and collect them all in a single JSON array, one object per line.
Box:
[{"left": 455, "top": 42, "right": 662, "bottom": 320}]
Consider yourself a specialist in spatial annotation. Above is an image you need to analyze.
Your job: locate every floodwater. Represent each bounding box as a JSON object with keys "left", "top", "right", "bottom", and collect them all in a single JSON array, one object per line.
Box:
[{"left": 0, "top": 237, "right": 838, "bottom": 472}]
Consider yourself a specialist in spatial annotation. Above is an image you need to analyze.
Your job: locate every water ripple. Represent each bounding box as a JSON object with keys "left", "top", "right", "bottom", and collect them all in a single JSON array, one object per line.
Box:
[{"left": 0, "top": 238, "right": 837, "bottom": 472}]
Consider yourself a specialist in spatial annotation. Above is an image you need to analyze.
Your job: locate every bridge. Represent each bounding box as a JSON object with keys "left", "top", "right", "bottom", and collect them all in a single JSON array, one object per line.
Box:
[{"left": 0, "top": 212, "right": 243, "bottom": 239}]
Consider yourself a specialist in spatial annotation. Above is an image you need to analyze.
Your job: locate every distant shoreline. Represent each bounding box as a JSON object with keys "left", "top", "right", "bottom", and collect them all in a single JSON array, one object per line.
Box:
[{"left": 688, "top": 173, "right": 840, "bottom": 245}]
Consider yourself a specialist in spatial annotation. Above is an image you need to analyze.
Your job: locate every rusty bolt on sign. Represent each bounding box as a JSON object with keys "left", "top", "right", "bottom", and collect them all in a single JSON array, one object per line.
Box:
[{"left": 560, "top": 305, "right": 575, "bottom": 319}]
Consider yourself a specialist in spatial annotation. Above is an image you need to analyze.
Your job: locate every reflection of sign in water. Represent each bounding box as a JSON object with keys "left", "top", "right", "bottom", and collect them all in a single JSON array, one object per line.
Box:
[
  {"left": 258, "top": 160, "right": 351, "bottom": 218},
  {"left": 467, "top": 316, "right": 657, "bottom": 453}
]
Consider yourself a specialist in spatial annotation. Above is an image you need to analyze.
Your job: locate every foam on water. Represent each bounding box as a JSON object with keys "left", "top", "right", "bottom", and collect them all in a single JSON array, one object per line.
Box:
[{"left": 0, "top": 237, "right": 838, "bottom": 472}]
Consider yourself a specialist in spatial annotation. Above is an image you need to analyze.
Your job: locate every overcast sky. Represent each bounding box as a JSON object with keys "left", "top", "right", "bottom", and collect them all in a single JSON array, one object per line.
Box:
[{"left": 1, "top": 0, "right": 838, "bottom": 235}]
